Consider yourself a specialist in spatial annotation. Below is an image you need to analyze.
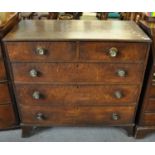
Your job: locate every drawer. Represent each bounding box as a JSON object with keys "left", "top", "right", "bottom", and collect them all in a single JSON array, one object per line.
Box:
[
  {"left": 0, "top": 83, "right": 11, "bottom": 104},
  {"left": 145, "top": 99, "right": 155, "bottom": 112},
  {"left": 79, "top": 42, "right": 148, "bottom": 62},
  {"left": 20, "top": 105, "right": 135, "bottom": 125},
  {"left": 12, "top": 63, "right": 143, "bottom": 84},
  {"left": 149, "top": 86, "right": 155, "bottom": 98},
  {"left": 5, "top": 42, "right": 76, "bottom": 62},
  {"left": 0, "top": 104, "right": 16, "bottom": 129},
  {"left": 142, "top": 113, "right": 155, "bottom": 126},
  {"left": 16, "top": 84, "right": 139, "bottom": 106},
  {"left": 0, "top": 59, "right": 6, "bottom": 80}
]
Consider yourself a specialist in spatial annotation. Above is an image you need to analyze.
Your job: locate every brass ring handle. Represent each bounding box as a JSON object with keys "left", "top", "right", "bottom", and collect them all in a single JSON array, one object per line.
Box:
[
  {"left": 112, "top": 113, "right": 120, "bottom": 121},
  {"left": 29, "top": 69, "right": 38, "bottom": 77},
  {"left": 35, "top": 112, "right": 45, "bottom": 121},
  {"left": 117, "top": 69, "right": 126, "bottom": 77},
  {"left": 109, "top": 47, "right": 118, "bottom": 57},
  {"left": 36, "top": 47, "right": 46, "bottom": 55},
  {"left": 32, "top": 91, "right": 41, "bottom": 100},
  {"left": 114, "top": 91, "right": 123, "bottom": 99}
]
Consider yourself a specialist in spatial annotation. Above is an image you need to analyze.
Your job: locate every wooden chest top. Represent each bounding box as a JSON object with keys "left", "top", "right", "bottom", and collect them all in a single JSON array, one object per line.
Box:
[{"left": 3, "top": 20, "right": 151, "bottom": 42}]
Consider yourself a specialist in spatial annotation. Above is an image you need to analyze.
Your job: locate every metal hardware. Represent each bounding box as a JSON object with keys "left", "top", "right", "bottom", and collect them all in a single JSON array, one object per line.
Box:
[
  {"left": 117, "top": 69, "right": 126, "bottom": 77},
  {"left": 109, "top": 47, "right": 118, "bottom": 57},
  {"left": 35, "top": 113, "right": 45, "bottom": 121},
  {"left": 114, "top": 91, "right": 123, "bottom": 99},
  {"left": 112, "top": 113, "right": 120, "bottom": 120},
  {"left": 152, "top": 72, "right": 155, "bottom": 82},
  {"left": 32, "top": 91, "right": 41, "bottom": 100},
  {"left": 29, "top": 69, "right": 38, "bottom": 77},
  {"left": 36, "top": 47, "right": 46, "bottom": 55}
]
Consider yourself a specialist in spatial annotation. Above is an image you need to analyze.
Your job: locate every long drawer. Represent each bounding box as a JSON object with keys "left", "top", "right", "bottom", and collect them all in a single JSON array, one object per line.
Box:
[
  {"left": 6, "top": 42, "right": 148, "bottom": 62},
  {"left": 12, "top": 62, "right": 144, "bottom": 84},
  {"left": 0, "top": 104, "right": 16, "bottom": 128},
  {"left": 16, "top": 84, "right": 139, "bottom": 106},
  {"left": 0, "top": 83, "right": 11, "bottom": 104},
  {"left": 20, "top": 105, "right": 135, "bottom": 125}
]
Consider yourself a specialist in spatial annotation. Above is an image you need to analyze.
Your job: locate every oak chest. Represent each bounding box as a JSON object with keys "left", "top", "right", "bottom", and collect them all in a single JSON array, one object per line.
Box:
[{"left": 3, "top": 20, "right": 151, "bottom": 137}]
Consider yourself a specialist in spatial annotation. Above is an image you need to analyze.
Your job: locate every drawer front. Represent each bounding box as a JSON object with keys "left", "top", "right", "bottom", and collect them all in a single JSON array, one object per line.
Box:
[
  {"left": 0, "top": 104, "right": 16, "bottom": 129},
  {"left": 0, "top": 83, "right": 11, "bottom": 104},
  {"left": 12, "top": 63, "right": 143, "bottom": 84},
  {"left": 149, "top": 86, "right": 155, "bottom": 98},
  {"left": 142, "top": 113, "right": 155, "bottom": 126},
  {"left": 0, "top": 59, "right": 6, "bottom": 80},
  {"left": 16, "top": 84, "right": 139, "bottom": 106},
  {"left": 79, "top": 42, "right": 148, "bottom": 62},
  {"left": 145, "top": 99, "right": 155, "bottom": 112},
  {"left": 21, "top": 105, "right": 135, "bottom": 125},
  {"left": 6, "top": 42, "right": 76, "bottom": 62}
]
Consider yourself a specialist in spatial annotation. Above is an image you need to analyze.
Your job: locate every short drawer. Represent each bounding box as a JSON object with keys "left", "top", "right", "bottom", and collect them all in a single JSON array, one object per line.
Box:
[
  {"left": 5, "top": 42, "right": 76, "bottom": 62},
  {"left": 16, "top": 84, "right": 139, "bottom": 106},
  {"left": 12, "top": 62, "right": 144, "bottom": 84},
  {"left": 0, "top": 59, "right": 6, "bottom": 80},
  {"left": 79, "top": 42, "right": 148, "bottom": 62},
  {"left": 142, "top": 113, "right": 155, "bottom": 126},
  {"left": 20, "top": 105, "right": 135, "bottom": 125},
  {"left": 0, "top": 83, "right": 11, "bottom": 104},
  {"left": 0, "top": 104, "right": 16, "bottom": 129}
]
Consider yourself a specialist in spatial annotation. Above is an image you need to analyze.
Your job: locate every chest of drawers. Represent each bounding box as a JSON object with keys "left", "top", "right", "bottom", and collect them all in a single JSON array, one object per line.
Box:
[
  {"left": 135, "top": 21, "right": 155, "bottom": 138},
  {"left": 3, "top": 20, "right": 151, "bottom": 137},
  {"left": 0, "top": 15, "right": 19, "bottom": 129}
]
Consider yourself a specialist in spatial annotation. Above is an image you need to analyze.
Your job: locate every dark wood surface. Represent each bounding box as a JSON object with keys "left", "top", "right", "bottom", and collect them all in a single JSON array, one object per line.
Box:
[
  {"left": 0, "top": 83, "right": 11, "bottom": 104},
  {"left": 0, "top": 15, "right": 19, "bottom": 130},
  {"left": 20, "top": 105, "right": 135, "bottom": 125},
  {"left": 135, "top": 21, "right": 155, "bottom": 138},
  {"left": 11, "top": 62, "right": 144, "bottom": 84},
  {"left": 3, "top": 20, "right": 150, "bottom": 42},
  {"left": 5, "top": 41, "right": 148, "bottom": 62},
  {"left": 0, "top": 104, "right": 16, "bottom": 128},
  {"left": 15, "top": 84, "right": 139, "bottom": 106},
  {"left": 3, "top": 20, "right": 150, "bottom": 137},
  {"left": 0, "top": 48, "right": 7, "bottom": 80}
]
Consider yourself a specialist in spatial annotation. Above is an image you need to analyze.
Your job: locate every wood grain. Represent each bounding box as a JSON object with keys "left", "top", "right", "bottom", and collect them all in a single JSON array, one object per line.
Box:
[
  {"left": 12, "top": 62, "right": 144, "bottom": 84},
  {"left": 15, "top": 84, "right": 139, "bottom": 106},
  {"left": 20, "top": 105, "right": 135, "bottom": 125}
]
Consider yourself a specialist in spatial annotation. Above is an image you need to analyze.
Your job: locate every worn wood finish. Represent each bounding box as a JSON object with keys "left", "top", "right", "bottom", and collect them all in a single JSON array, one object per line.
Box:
[
  {"left": 15, "top": 84, "right": 139, "bottom": 106},
  {"left": 3, "top": 20, "right": 151, "bottom": 137},
  {"left": 0, "top": 59, "right": 6, "bottom": 80},
  {"left": 20, "top": 105, "right": 135, "bottom": 125},
  {"left": 135, "top": 21, "right": 155, "bottom": 138},
  {"left": 145, "top": 99, "right": 155, "bottom": 112},
  {"left": 5, "top": 41, "right": 148, "bottom": 63},
  {"left": 80, "top": 42, "right": 148, "bottom": 62},
  {"left": 141, "top": 113, "right": 155, "bottom": 126},
  {"left": 6, "top": 42, "right": 76, "bottom": 62},
  {"left": 12, "top": 62, "right": 144, "bottom": 84},
  {"left": 135, "top": 126, "right": 155, "bottom": 139},
  {"left": 3, "top": 20, "right": 150, "bottom": 42},
  {"left": 0, "top": 15, "right": 19, "bottom": 130},
  {"left": 0, "top": 104, "right": 16, "bottom": 128},
  {"left": 0, "top": 83, "right": 11, "bottom": 104}
]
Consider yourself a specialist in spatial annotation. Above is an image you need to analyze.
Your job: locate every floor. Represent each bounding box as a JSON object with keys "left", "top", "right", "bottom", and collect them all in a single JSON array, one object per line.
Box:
[{"left": 0, "top": 127, "right": 155, "bottom": 142}]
